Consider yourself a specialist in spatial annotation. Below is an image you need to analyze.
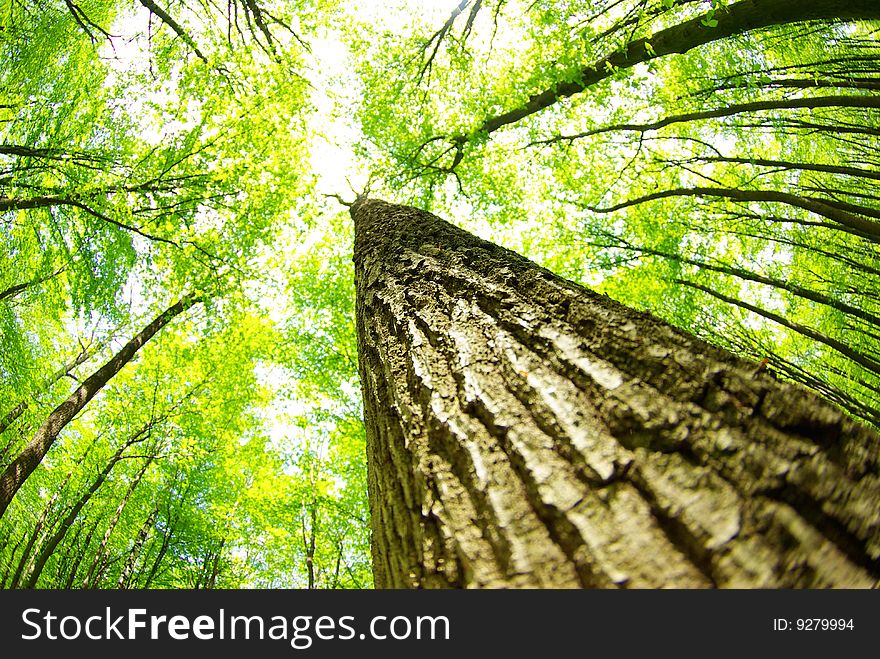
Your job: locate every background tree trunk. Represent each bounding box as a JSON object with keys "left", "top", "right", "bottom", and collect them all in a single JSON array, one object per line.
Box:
[
  {"left": 0, "top": 294, "right": 201, "bottom": 519},
  {"left": 116, "top": 504, "right": 159, "bottom": 589},
  {"left": 82, "top": 451, "right": 156, "bottom": 588},
  {"left": 0, "top": 338, "right": 99, "bottom": 442},
  {"left": 22, "top": 424, "right": 150, "bottom": 588},
  {"left": 352, "top": 198, "right": 880, "bottom": 588}
]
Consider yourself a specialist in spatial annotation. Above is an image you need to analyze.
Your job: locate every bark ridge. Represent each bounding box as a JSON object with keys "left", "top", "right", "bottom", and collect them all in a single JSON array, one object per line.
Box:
[{"left": 353, "top": 198, "right": 880, "bottom": 589}]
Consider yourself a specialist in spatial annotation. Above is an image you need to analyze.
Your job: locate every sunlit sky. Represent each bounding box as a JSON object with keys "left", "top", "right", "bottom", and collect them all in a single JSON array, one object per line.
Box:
[
  {"left": 98, "top": 1, "right": 467, "bottom": 470},
  {"left": 90, "top": 0, "right": 641, "bottom": 471}
]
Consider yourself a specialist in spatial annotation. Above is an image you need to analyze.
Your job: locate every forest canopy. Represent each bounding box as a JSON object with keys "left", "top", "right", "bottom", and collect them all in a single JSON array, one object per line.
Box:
[{"left": 1, "top": 0, "right": 878, "bottom": 588}]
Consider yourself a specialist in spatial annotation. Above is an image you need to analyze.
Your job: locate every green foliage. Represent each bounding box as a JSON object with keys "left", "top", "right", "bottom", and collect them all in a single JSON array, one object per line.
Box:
[{"left": 1, "top": 0, "right": 878, "bottom": 590}]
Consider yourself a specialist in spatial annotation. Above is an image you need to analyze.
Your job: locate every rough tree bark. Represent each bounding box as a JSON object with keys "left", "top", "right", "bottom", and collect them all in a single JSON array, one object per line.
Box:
[{"left": 352, "top": 198, "right": 880, "bottom": 588}]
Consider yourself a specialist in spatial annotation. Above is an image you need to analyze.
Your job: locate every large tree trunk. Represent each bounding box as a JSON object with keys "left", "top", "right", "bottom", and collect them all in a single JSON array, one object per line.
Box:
[
  {"left": 351, "top": 198, "right": 880, "bottom": 588},
  {"left": 0, "top": 294, "right": 200, "bottom": 519}
]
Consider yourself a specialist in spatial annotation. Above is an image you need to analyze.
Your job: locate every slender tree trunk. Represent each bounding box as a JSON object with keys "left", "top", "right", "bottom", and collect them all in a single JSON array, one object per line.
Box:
[
  {"left": 0, "top": 338, "right": 99, "bottom": 440},
  {"left": 52, "top": 519, "right": 84, "bottom": 587},
  {"left": 540, "top": 95, "right": 880, "bottom": 144},
  {"left": 82, "top": 453, "right": 155, "bottom": 588},
  {"left": 193, "top": 541, "right": 222, "bottom": 589},
  {"left": 116, "top": 505, "right": 159, "bottom": 589},
  {"left": 138, "top": 0, "right": 209, "bottom": 63},
  {"left": 9, "top": 437, "right": 97, "bottom": 588},
  {"left": 331, "top": 542, "right": 343, "bottom": 589},
  {"left": 352, "top": 198, "right": 880, "bottom": 588},
  {"left": 699, "top": 156, "right": 880, "bottom": 182},
  {"left": 0, "top": 533, "right": 25, "bottom": 588},
  {"left": 0, "top": 403, "right": 30, "bottom": 446},
  {"left": 22, "top": 424, "right": 151, "bottom": 588},
  {"left": 674, "top": 279, "right": 880, "bottom": 377},
  {"left": 0, "top": 268, "right": 64, "bottom": 303},
  {"left": 205, "top": 538, "right": 225, "bottom": 590},
  {"left": 303, "top": 504, "right": 317, "bottom": 589},
  {"left": 599, "top": 241, "right": 880, "bottom": 328},
  {"left": 0, "top": 294, "right": 201, "bottom": 519},
  {"left": 587, "top": 187, "right": 880, "bottom": 241},
  {"left": 142, "top": 524, "right": 173, "bottom": 589},
  {"left": 63, "top": 520, "right": 100, "bottom": 589}
]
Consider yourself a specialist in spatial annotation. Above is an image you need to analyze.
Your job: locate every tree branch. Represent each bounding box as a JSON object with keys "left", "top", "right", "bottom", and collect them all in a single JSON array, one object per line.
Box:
[
  {"left": 461, "top": 0, "right": 880, "bottom": 142},
  {"left": 532, "top": 95, "right": 880, "bottom": 145},
  {"left": 585, "top": 186, "right": 880, "bottom": 240},
  {"left": 139, "top": 0, "right": 210, "bottom": 64},
  {"left": 676, "top": 278, "right": 880, "bottom": 377}
]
